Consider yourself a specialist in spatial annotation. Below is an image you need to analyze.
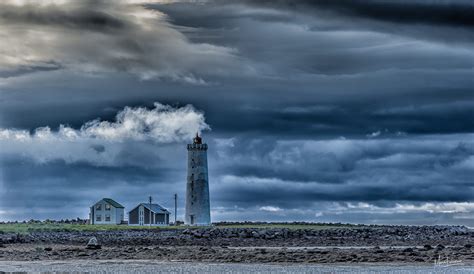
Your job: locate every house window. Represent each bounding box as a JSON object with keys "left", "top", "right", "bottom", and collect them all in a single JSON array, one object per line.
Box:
[
  {"left": 105, "top": 204, "right": 111, "bottom": 211},
  {"left": 96, "top": 204, "right": 102, "bottom": 211},
  {"left": 105, "top": 214, "right": 111, "bottom": 222},
  {"left": 96, "top": 215, "right": 102, "bottom": 222}
]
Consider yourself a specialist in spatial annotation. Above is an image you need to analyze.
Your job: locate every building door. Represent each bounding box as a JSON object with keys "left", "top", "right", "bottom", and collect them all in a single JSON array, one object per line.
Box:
[
  {"left": 139, "top": 208, "right": 144, "bottom": 226},
  {"left": 190, "top": 215, "right": 194, "bottom": 225}
]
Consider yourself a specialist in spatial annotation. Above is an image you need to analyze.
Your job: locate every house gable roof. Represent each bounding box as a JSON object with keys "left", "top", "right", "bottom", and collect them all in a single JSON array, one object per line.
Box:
[
  {"left": 101, "top": 198, "right": 124, "bottom": 208},
  {"left": 128, "top": 203, "right": 170, "bottom": 214}
]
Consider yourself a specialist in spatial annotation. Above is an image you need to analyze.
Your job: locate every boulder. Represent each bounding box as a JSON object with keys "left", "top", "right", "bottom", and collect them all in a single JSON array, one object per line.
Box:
[
  {"left": 86, "top": 237, "right": 101, "bottom": 250},
  {"left": 402, "top": 248, "right": 413, "bottom": 253}
]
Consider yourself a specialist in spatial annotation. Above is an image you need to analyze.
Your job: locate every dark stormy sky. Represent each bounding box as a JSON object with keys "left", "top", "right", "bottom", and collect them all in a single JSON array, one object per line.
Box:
[{"left": 0, "top": 0, "right": 473, "bottom": 226}]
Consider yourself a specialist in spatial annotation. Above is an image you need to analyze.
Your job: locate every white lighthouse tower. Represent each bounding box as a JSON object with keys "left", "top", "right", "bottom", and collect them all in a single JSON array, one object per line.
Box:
[{"left": 185, "top": 133, "right": 211, "bottom": 225}]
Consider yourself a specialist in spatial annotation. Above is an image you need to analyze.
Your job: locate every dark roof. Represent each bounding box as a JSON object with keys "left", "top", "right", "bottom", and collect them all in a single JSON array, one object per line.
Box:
[
  {"left": 102, "top": 198, "right": 124, "bottom": 208},
  {"left": 193, "top": 132, "right": 202, "bottom": 144},
  {"left": 129, "top": 203, "right": 170, "bottom": 214}
]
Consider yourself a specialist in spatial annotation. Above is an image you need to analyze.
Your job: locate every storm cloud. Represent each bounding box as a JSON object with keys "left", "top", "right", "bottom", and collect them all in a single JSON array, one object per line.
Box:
[
  {"left": 0, "top": 0, "right": 473, "bottom": 225},
  {"left": 235, "top": 0, "right": 474, "bottom": 28},
  {"left": 0, "top": 0, "right": 247, "bottom": 82}
]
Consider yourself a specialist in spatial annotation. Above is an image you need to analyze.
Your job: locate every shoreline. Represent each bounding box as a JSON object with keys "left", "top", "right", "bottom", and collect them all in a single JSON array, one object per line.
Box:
[
  {"left": 0, "top": 259, "right": 473, "bottom": 273},
  {"left": 1, "top": 244, "right": 472, "bottom": 264},
  {"left": 1, "top": 225, "right": 473, "bottom": 264},
  {"left": 1, "top": 258, "right": 473, "bottom": 266}
]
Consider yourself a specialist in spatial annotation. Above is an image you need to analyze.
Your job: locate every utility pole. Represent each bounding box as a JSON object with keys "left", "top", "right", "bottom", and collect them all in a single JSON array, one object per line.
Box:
[
  {"left": 174, "top": 193, "right": 178, "bottom": 225},
  {"left": 149, "top": 196, "right": 152, "bottom": 227}
]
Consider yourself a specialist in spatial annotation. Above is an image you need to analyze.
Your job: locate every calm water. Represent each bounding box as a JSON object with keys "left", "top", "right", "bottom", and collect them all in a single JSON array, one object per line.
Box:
[{"left": 0, "top": 261, "right": 473, "bottom": 273}]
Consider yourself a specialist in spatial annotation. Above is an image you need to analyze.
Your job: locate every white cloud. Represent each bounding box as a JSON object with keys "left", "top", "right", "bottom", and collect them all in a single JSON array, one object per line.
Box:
[
  {"left": 0, "top": 102, "right": 209, "bottom": 166},
  {"left": 259, "top": 206, "right": 282, "bottom": 212},
  {"left": 342, "top": 202, "right": 474, "bottom": 214},
  {"left": 394, "top": 202, "right": 474, "bottom": 214},
  {"left": 367, "top": 131, "right": 381, "bottom": 138},
  {"left": 0, "top": 103, "right": 209, "bottom": 143}
]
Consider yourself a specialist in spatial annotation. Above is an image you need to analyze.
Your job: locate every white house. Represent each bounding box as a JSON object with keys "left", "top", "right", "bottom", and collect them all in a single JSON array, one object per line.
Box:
[
  {"left": 128, "top": 203, "right": 170, "bottom": 226},
  {"left": 90, "top": 198, "right": 125, "bottom": 225}
]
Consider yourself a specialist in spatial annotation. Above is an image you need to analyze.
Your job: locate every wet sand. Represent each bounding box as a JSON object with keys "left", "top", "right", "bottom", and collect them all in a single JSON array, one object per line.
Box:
[{"left": 0, "top": 260, "right": 473, "bottom": 273}]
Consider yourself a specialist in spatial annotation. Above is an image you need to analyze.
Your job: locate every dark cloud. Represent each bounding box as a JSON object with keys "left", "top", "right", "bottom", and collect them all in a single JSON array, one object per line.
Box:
[
  {"left": 0, "top": 1, "right": 243, "bottom": 81},
  {"left": 210, "top": 135, "right": 474, "bottom": 205},
  {"left": 90, "top": 144, "right": 106, "bottom": 154},
  {"left": 0, "top": 6, "right": 126, "bottom": 31},
  {"left": 0, "top": 154, "right": 184, "bottom": 220},
  {"left": 0, "top": 63, "right": 61, "bottom": 79},
  {"left": 2, "top": 132, "right": 473, "bottom": 223},
  {"left": 233, "top": 0, "right": 474, "bottom": 28},
  {"left": 0, "top": 0, "right": 473, "bottom": 224}
]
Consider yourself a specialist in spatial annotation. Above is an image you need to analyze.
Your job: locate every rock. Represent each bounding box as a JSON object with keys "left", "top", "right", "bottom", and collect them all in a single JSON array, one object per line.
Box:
[
  {"left": 44, "top": 247, "right": 53, "bottom": 251},
  {"left": 86, "top": 237, "right": 101, "bottom": 250},
  {"left": 436, "top": 244, "right": 445, "bottom": 250},
  {"left": 423, "top": 244, "right": 432, "bottom": 250},
  {"left": 464, "top": 244, "right": 472, "bottom": 249}
]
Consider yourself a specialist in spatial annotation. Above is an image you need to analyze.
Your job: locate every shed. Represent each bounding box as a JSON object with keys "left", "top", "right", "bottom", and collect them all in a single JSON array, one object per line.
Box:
[{"left": 128, "top": 203, "right": 170, "bottom": 226}]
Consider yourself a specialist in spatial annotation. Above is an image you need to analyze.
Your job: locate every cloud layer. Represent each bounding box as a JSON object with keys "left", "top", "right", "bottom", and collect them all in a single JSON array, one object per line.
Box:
[
  {"left": 0, "top": 103, "right": 209, "bottom": 166},
  {"left": 0, "top": 0, "right": 245, "bottom": 82},
  {"left": 0, "top": 0, "right": 473, "bottom": 225}
]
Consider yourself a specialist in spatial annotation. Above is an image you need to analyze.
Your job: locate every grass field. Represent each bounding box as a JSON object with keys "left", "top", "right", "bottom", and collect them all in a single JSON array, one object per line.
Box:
[
  {"left": 0, "top": 222, "right": 354, "bottom": 234},
  {"left": 0, "top": 223, "right": 185, "bottom": 234}
]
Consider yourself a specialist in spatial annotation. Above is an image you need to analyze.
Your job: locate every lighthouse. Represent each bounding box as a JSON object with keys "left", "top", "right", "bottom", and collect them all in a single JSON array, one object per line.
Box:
[{"left": 185, "top": 133, "right": 211, "bottom": 225}]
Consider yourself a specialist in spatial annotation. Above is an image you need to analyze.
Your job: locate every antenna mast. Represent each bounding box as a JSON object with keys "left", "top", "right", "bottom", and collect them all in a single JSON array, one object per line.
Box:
[
  {"left": 149, "top": 196, "right": 152, "bottom": 227},
  {"left": 174, "top": 193, "right": 178, "bottom": 225}
]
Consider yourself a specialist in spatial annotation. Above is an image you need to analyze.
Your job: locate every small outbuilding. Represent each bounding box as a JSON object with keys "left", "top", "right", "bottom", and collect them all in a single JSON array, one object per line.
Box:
[
  {"left": 90, "top": 198, "right": 125, "bottom": 225},
  {"left": 128, "top": 203, "right": 170, "bottom": 226}
]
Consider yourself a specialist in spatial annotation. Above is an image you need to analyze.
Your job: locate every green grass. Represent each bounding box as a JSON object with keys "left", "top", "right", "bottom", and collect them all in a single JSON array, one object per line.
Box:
[
  {"left": 0, "top": 222, "right": 356, "bottom": 234},
  {"left": 0, "top": 223, "right": 187, "bottom": 234},
  {"left": 213, "top": 224, "right": 352, "bottom": 230}
]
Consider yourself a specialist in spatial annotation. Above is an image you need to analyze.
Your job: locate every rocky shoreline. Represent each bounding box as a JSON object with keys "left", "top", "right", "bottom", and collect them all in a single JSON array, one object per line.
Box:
[{"left": 1, "top": 225, "right": 473, "bottom": 264}]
